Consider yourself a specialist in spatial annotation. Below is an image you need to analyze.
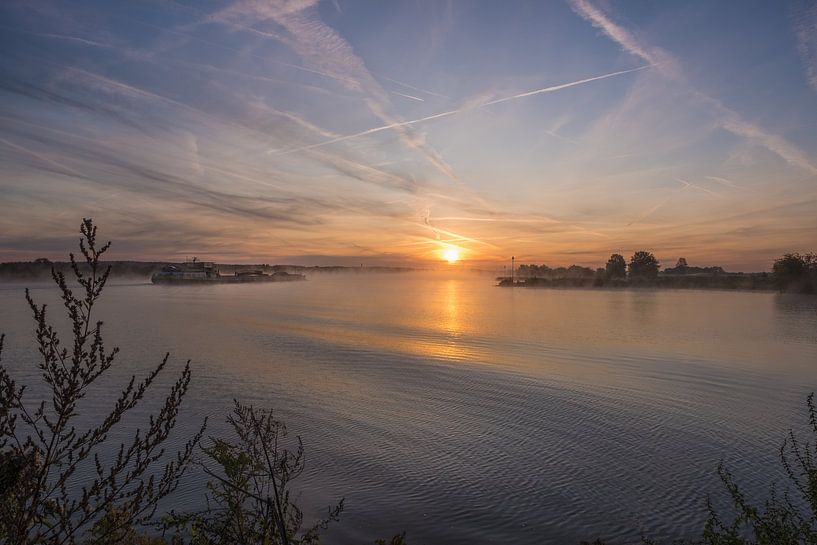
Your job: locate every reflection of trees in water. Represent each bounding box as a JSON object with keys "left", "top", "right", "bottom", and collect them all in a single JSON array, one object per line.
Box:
[
  {"left": 775, "top": 294, "right": 817, "bottom": 312},
  {"left": 626, "top": 290, "right": 658, "bottom": 330},
  {"left": 773, "top": 294, "right": 817, "bottom": 342}
]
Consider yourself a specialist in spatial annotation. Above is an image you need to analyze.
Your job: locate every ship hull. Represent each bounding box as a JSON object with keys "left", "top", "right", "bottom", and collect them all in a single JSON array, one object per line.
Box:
[{"left": 151, "top": 274, "right": 305, "bottom": 285}]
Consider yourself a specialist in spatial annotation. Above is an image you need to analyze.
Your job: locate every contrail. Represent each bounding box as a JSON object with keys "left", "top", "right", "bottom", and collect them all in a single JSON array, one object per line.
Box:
[
  {"left": 7, "top": 28, "right": 110, "bottom": 48},
  {"left": 482, "top": 65, "right": 652, "bottom": 105},
  {"left": 431, "top": 216, "right": 560, "bottom": 223},
  {"left": 628, "top": 176, "right": 723, "bottom": 227},
  {"left": 627, "top": 183, "right": 689, "bottom": 227},
  {"left": 706, "top": 175, "right": 750, "bottom": 191},
  {"left": 676, "top": 178, "right": 722, "bottom": 198},
  {"left": 0, "top": 137, "right": 86, "bottom": 178},
  {"left": 420, "top": 209, "right": 497, "bottom": 248},
  {"left": 545, "top": 130, "right": 580, "bottom": 145},
  {"left": 422, "top": 224, "right": 497, "bottom": 247},
  {"left": 382, "top": 75, "right": 451, "bottom": 99},
  {"left": 391, "top": 91, "right": 425, "bottom": 102},
  {"left": 274, "top": 65, "right": 652, "bottom": 156}
]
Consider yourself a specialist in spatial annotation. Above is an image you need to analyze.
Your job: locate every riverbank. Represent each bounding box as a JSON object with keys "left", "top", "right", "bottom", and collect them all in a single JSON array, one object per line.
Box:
[{"left": 497, "top": 273, "right": 776, "bottom": 291}]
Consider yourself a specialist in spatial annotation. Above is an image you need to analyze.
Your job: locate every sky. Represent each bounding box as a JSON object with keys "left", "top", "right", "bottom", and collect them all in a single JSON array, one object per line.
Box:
[{"left": 1, "top": 0, "right": 816, "bottom": 270}]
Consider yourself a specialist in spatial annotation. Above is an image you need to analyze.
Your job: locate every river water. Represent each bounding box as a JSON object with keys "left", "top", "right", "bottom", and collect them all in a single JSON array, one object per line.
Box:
[{"left": 1, "top": 272, "right": 816, "bottom": 544}]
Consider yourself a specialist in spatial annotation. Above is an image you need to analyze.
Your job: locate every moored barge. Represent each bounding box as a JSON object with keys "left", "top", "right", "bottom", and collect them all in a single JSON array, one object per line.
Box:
[{"left": 151, "top": 259, "right": 305, "bottom": 284}]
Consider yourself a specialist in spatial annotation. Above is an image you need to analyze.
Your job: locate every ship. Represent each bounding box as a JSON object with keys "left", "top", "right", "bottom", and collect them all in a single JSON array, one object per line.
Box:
[{"left": 151, "top": 258, "right": 305, "bottom": 284}]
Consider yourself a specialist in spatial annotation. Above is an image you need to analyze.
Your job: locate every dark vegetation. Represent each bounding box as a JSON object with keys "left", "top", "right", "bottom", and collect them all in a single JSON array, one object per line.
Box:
[
  {"left": 1, "top": 220, "right": 815, "bottom": 545},
  {"left": 772, "top": 253, "right": 817, "bottom": 294},
  {"left": 0, "top": 219, "right": 204, "bottom": 544},
  {"left": 0, "top": 261, "right": 415, "bottom": 282},
  {"left": 605, "top": 254, "right": 626, "bottom": 280},
  {"left": 499, "top": 251, "right": 817, "bottom": 292},
  {"left": 663, "top": 257, "right": 725, "bottom": 276},
  {"left": 162, "top": 401, "right": 344, "bottom": 545}
]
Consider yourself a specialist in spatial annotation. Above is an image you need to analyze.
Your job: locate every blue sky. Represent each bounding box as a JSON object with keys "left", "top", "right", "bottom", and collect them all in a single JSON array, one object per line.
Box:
[{"left": 1, "top": 0, "right": 815, "bottom": 269}]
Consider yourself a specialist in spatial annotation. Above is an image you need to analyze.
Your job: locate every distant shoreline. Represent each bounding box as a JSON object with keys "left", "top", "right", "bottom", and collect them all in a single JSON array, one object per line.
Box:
[
  {"left": 0, "top": 260, "right": 420, "bottom": 281},
  {"left": 496, "top": 273, "right": 778, "bottom": 292}
]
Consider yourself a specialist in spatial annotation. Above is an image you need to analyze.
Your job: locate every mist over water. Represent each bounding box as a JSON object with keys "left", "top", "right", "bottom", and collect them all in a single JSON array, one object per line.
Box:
[{"left": 1, "top": 273, "right": 816, "bottom": 544}]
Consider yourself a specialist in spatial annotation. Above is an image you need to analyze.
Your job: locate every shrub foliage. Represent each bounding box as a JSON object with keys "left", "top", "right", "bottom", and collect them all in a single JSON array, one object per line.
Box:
[
  {"left": 165, "top": 400, "right": 343, "bottom": 545},
  {"left": 0, "top": 219, "right": 205, "bottom": 544}
]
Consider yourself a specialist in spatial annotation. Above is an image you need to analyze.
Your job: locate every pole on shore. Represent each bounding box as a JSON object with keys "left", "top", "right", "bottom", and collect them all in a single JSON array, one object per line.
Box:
[{"left": 511, "top": 256, "right": 515, "bottom": 284}]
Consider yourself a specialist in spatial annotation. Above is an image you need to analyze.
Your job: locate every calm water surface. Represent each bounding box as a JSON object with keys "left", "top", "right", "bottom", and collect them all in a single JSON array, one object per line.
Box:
[{"left": 1, "top": 272, "right": 816, "bottom": 544}]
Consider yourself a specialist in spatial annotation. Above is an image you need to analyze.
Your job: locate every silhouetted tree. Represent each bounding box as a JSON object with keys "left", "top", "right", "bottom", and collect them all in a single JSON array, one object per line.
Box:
[
  {"left": 517, "top": 264, "right": 552, "bottom": 278},
  {"left": 605, "top": 254, "right": 626, "bottom": 279},
  {"left": 0, "top": 219, "right": 205, "bottom": 545},
  {"left": 772, "top": 252, "right": 815, "bottom": 293},
  {"left": 552, "top": 267, "right": 568, "bottom": 278},
  {"left": 566, "top": 265, "right": 595, "bottom": 279},
  {"left": 663, "top": 259, "right": 726, "bottom": 276},
  {"left": 628, "top": 251, "right": 660, "bottom": 279}
]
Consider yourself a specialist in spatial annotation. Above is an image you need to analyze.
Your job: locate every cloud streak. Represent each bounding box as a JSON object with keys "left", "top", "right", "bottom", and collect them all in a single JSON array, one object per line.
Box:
[
  {"left": 794, "top": 2, "right": 817, "bottom": 93},
  {"left": 569, "top": 0, "right": 817, "bottom": 178},
  {"left": 382, "top": 75, "right": 451, "bottom": 99},
  {"left": 274, "top": 65, "right": 651, "bottom": 155},
  {"left": 206, "top": 0, "right": 466, "bottom": 187}
]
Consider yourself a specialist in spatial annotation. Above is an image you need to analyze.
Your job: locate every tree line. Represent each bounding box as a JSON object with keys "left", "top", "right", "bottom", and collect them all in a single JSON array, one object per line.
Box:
[
  {"left": 772, "top": 253, "right": 817, "bottom": 293},
  {"left": 510, "top": 251, "right": 815, "bottom": 293}
]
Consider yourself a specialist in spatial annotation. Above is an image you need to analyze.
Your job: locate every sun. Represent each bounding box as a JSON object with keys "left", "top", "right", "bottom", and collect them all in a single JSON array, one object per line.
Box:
[{"left": 442, "top": 247, "right": 461, "bottom": 264}]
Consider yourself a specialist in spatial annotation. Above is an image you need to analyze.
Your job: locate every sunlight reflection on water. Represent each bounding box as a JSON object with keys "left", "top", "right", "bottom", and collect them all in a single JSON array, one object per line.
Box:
[{"left": 1, "top": 273, "right": 816, "bottom": 544}]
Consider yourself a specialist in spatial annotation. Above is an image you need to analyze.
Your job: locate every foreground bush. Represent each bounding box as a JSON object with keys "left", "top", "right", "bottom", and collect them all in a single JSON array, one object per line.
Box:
[
  {"left": 0, "top": 219, "right": 205, "bottom": 544},
  {"left": 164, "top": 400, "right": 343, "bottom": 545},
  {"left": 696, "top": 394, "right": 817, "bottom": 544}
]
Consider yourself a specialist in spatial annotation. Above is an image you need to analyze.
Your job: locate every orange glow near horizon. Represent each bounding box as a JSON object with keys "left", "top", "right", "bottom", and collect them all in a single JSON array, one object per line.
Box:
[{"left": 1, "top": 1, "right": 815, "bottom": 274}]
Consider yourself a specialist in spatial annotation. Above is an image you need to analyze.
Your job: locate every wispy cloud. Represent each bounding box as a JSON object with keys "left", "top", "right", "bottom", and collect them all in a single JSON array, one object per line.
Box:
[
  {"left": 793, "top": 2, "right": 817, "bottom": 93},
  {"left": 2, "top": 27, "right": 111, "bottom": 48},
  {"left": 569, "top": 0, "right": 817, "bottom": 178},
  {"left": 569, "top": 0, "right": 681, "bottom": 79},
  {"left": 0, "top": 137, "right": 86, "bottom": 178},
  {"left": 714, "top": 104, "right": 817, "bottom": 176},
  {"left": 206, "top": 0, "right": 464, "bottom": 188}
]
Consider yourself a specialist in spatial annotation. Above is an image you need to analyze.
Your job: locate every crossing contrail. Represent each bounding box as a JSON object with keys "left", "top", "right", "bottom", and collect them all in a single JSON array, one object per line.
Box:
[{"left": 273, "top": 65, "right": 653, "bottom": 156}]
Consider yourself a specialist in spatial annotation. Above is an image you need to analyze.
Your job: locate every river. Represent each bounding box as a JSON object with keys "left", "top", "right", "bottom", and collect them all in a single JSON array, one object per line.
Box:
[{"left": 1, "top": 272, "right": 815, "bottom": 544}]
